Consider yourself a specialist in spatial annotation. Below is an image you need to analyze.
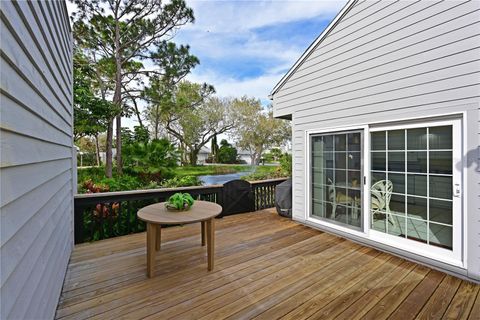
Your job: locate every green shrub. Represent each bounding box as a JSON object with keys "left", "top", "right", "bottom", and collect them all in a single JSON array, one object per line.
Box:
[
  {"left": 123, "top": 138, "right": 179, "bottom": 182},
  {"left": 160, "top": 176, "right": 202, "bottom": 188},
  {"left": 217, "top": 140, "right": 238, "bottom": 164},
  {"left": 280, "top": 153, "right": 292, "bottom": 176}
]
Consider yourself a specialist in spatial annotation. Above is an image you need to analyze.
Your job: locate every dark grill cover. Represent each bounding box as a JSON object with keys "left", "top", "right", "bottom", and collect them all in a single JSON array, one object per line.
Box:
[{"left": 275, "top": 178, "right": 292, "bottom": 218}]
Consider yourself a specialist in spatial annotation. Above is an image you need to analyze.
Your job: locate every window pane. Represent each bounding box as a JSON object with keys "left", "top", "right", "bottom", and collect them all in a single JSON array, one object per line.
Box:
[
  {"left": 312, "top": 136, "right": 323, "bottom": 153},
  {"left": 388, "top": 173, "right": 405, "bottom": 194},
  {"left": 324, "top": 152, "right": 334, "bottom": 168},
  {"left": 430, "top": 200, "right": 452, "bottom": 225},
  {"left": 430, "top": 151, "right": 452, "bottom": 174},
  {"left": 335, "top": 152, "right": 347, "bottom": 169},
  {"left": 312, "top": 185, "right": 325, "bottom": 201},
  {"left": 386, "top": 213, "right": 403, "bottom": 236},
  {"left": 388, "top": 130, "right": 404, "bottom": 150},
  {"left": 371, "top": 131, "right": 385, "bottom": 150},
  {"left": 430, "top": 223, "right": 452, "bottom": 250},
  {"left": 387, "top": 213, "right": 403, "bottom": 236},
  {"left": 335, "top": 134, "right": 346, "bottom": 151},
  {"left": 429, "top": 126, "right": 452, "bottom": 150},
  {"left": 335, "top": 170, "right": 347, "bottom": 185},
  {"left": 312, "top": 154, "right": 325, "bottom": 168},
  {"left": 388, "top": 152, "right": 404, "bottom": 172},
  {"left": 370, "top": 124, "right": 456, "bottom": 252},
  {"left": 372, "top": 212, "right": 386, "bottom": 232},
  {"left": 407, "top": 174, "right": 427, "bottom": 197},
  {"left": 407, "top": 218, "right": 428, "bottom": 244},
  {"left": 407, "top": 152, "right": 427, "bottom": 173},
  {"left": 348, "top": 133, "right": 361, "bottom": 151},
  {"left": 371, "top": 152, "right": 386, "bottom": 171},
  {"left": 348, "top": 171, "right": 361, "bottom": 189},
  {"left": 312, "top": 132, "right": 362, "bottom": 230},
  {"left": 325, "top": 169, "right": 334, "bottom": 184},
  {"left": 389, "top": 194, "right": 405, "bottom": 215},
  {"left": 371, "top": 171, "right": 386, "bottom": 186},
  {"left": 430, "top": 175, "right": 452, "bottom": 199},
  {"left": 348, "top": 152, "right": 361, "bottom": 170},
  {"left": 407, "top": 196, "right": 427, "bottom": 220},
  {"left": 407, "top": 128, "right": 427, "bottom": 150},
  {"left": 312, "top": 200, "right": 327, "bottom": 218}
]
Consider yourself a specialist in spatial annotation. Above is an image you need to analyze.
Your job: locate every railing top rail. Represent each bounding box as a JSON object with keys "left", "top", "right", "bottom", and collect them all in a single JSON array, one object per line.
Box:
[
  {"left": 249, "top": 178, "right": 288, "bottom": 185},
  {"left": 75, "top": 184, "right": 223, "bottom": 199}
]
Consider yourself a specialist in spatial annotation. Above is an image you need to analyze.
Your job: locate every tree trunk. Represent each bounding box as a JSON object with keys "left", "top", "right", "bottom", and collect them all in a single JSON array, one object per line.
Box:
[
  {"left": 113, "top": 11, "right": 123, "bottom": 175},
  {"left": 115, "top": 115, "right": 122, "bottom": 174},
  {"left": 154, "top": 105, "right": 160, "bottom": 139},
  {"left": 94, "top": 134, "right": 101, "bottom": 166},
  {"left": 132, "top": 99, "right": 144, "bottom": 128},
  {"left": 189, "top": 148, "right": 199, "bottom": 166},
  {"left": 105, "top": 121, "right": 113, "bottom": 178},
  {"left": 250, "top": 154, "right": 256, "bottom": 166}
]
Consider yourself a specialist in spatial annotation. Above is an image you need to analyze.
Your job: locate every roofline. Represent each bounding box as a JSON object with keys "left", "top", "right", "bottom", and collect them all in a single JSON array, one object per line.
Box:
[{"left": 269, "top": 0, "right": 357, "bottom": 98}]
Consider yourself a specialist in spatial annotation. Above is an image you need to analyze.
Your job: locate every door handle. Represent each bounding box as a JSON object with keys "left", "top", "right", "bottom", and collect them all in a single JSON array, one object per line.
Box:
[{"left": 453, "top": 183, "right": 461, "bottom": 198}]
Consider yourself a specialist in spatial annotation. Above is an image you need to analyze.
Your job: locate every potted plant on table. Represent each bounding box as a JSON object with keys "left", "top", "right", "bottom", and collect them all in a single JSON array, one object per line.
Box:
[{"left": 165, "top": 193, "right": 195, "bottom": 211}]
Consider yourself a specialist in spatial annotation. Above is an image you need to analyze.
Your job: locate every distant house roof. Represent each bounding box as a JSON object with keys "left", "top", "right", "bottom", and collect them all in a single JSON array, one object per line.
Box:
[
  {"left": 199, "top": 146, "right": 211, "bottom": 154},
  {"left": 269, "top": 0, "right": 356, "bottom": 97}
]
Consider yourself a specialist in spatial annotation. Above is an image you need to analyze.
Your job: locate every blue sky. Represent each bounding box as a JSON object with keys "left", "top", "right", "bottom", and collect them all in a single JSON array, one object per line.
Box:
[{"left": 175, "top": 0, "right": 347, "bottom": 104}]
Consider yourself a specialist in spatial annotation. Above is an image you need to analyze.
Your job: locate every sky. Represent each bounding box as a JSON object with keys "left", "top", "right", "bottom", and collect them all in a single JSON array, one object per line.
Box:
[
  {"left": 67, "top": 0, "right": 348, "bottom": 128},
  {"left": 176, "top": 0, "right": 347, "bottom": 105}
]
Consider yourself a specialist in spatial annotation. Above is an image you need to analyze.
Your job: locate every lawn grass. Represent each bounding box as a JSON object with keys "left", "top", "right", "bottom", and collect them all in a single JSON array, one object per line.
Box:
[{"left": 174, "top": 165, "right": 257, "bottom": 177}]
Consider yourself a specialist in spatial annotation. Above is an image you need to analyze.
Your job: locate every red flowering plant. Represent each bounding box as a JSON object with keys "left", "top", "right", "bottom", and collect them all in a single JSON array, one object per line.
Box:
[{"left": 83, "top": 180, "right": 120, "bottom": 219}]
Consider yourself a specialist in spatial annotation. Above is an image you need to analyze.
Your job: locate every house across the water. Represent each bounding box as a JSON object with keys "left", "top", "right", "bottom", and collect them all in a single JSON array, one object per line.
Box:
[{"left": 270, "top": 0, "right": 480, "bottom": 283}]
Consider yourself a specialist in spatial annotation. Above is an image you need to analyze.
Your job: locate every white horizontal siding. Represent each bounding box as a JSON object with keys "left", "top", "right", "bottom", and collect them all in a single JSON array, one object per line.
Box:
[
  {"left": 274, "top": 0, "right": 480, "bottom": 281},
  {"left": 0, "top": 0, "right": 74, "bottom": 319}
]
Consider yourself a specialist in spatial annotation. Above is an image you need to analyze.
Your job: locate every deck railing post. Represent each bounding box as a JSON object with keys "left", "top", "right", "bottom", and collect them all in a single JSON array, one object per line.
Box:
[{"left": 74, "top": 204, "right": 85, "bottom": 244}]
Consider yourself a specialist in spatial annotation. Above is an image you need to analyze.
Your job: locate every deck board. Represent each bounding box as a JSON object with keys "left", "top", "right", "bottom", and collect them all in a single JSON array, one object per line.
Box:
[{"left": 55, "top": 209, "right": 479, "bottom": 319}]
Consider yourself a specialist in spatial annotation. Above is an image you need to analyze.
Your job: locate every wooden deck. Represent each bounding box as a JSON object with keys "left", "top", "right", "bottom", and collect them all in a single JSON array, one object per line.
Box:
[{"left": 56, "top": 209, "right": 480, "bottom": 320}]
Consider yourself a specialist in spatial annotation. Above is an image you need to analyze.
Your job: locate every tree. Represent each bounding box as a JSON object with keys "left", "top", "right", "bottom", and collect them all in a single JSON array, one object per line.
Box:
[
  {"left": 72, "top": 0, "right": 196, "bottom": 177},
  {"left": 73, "top": 51, "right": 118, "bottom": 166},
  {"left": 143, "top": 43, "right": 200, "bottom": 139},
  {"left": 230, "top": 97, "right": 291, "bottom": 165},
  {"left": 217, "top": 139, "right": 238, "bottom": 164},
  {"left": 210, "top": 134, "right": 219, "bottom": 163},
  {"left": 146, "top": 81, "right": 235, "bottom": 165}
]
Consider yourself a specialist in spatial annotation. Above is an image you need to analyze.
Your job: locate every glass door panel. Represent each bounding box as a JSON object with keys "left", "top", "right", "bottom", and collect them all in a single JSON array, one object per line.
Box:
[
  {"left": 370, "top": 124, "right": 457, "bottom": 251},
  {"left": 311, "top": 131, "right": 362, "bottom": 230}
]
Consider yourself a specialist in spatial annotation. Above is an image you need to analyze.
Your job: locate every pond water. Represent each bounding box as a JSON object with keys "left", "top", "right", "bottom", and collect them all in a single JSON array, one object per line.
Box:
[{"left": 198, "top": 171, "right": 253, "bottom": 185}]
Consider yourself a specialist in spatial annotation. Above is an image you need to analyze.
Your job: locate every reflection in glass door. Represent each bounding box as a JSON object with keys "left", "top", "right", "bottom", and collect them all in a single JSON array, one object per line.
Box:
[
  {"left": 370, "top": 124, "right": 458, "bottom": 250},
  {"left": 311, "top": 131, "right": 362, "bottom": 229}
]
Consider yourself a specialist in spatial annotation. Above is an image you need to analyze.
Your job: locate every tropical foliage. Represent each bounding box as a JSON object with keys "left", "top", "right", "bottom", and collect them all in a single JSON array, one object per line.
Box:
[{"left": 122, "top": 138, "right": 178, "bottom": 182}]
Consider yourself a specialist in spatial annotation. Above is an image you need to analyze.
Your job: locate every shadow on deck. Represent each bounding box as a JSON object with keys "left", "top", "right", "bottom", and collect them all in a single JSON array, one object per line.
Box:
[{"left": 56, "top": 209, "right": 479, "bottom": 319}]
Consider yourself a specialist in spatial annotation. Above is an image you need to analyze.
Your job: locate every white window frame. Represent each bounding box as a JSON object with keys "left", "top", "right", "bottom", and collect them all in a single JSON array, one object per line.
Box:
[
  {"left": 305, "top": 118, "right": 464, "bottom": 268},
  {"left": 305, "top": 125, "right": 369, "bottom": 239}
]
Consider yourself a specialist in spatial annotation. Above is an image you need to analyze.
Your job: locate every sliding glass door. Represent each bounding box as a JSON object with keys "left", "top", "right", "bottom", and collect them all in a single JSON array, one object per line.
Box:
[
  {"left": 369, "top": 119, "right": 462, "bottom": 257},
  {"left": 311, "top": 130, "right": 363, "bottom": 230}
]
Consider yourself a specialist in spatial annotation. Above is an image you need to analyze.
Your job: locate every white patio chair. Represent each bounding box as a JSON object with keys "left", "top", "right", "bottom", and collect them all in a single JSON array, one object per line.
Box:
[
  {"left": 327, "top": 178, "right": 355, "bottom": 219},
  {"left": 371, "top": 180, "right": 395, "bottom": 227}
]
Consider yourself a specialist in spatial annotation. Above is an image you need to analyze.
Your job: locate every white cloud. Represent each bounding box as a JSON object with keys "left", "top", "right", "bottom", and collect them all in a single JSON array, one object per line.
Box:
[
  {"left": 187, "top": 68, "right": 284, "bottom": 101},
  {"left": 184, "top": 0, "right": 346, "bottom": 33}
]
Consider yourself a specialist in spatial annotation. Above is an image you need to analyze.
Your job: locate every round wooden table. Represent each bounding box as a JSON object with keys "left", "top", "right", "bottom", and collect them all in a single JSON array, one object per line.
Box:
[{"left": 137, "top": 201, "right": 222, "bottom": 278}]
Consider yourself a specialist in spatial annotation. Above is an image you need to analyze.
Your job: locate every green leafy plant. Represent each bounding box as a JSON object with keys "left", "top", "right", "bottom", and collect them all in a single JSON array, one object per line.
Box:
[
  {"left": 122, "top": 138, "right": 179, "bottom": 182},
  {"left": 165, "top": 193, "right": 195, "bottom": 211}
]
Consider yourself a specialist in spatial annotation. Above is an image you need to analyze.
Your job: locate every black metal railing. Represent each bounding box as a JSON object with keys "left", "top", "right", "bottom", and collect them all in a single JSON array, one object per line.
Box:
[{"left": 74, "top": 178, "right": 287, "bottom": 244}]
